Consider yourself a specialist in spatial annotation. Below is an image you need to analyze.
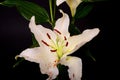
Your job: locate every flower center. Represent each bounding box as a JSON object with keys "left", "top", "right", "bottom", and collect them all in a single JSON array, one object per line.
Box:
[{"left": 41, "top": 29, "right": 69, "bottom": 59}]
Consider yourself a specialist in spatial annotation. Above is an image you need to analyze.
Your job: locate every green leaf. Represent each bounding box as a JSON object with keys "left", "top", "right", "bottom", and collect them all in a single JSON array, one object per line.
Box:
[
  {"left": 84, "top": 44, "right": 96, "bottom": 61},
  {"left": 30, "top": 34, "right": 39, "bottom": 48},
  {"left": 75, "top": 2, "right": 93, "bottom": 19},
  {"left": 0, "top": 0, "right": 22, "bottom": 7},
  {"left": 16, "top": 1, "right": 50, "bottom": 23},
  {"left": 0, "top": 0, "right": 50, "bottom": 23},
  {"left": 13, "top": 57, "right": 24, "bottom": 68},
  {"left": 69, "top": 24, "right": 81, "bottom": 36},
  {"left": 86, "top": 48, "right": 96, "bottom": 61}
]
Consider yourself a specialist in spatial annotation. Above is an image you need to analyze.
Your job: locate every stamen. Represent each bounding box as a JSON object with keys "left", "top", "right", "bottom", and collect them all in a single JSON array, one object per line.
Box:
[
  {"left": 73, "top": 73, "right": 75, "bottom": 78},
  {"left": 50, "top": 49, "right": 57, "bottom": 52},
  {"left": 66, "top": 42, "right": 68, "bottom": 47},
  {"left": 41, "top": 40, "right": 49, "bottom": 46},
  {"left": 53, "top": 60, "right": 59, "bottom": 67},
  {"left": 54, "top": 29, "right": 61, "bottom": 34},
  {"left": 47, "top": 33, "right": 51, "bottom": 39},
  {"left": 54, "top": 60, "right": 57, "bottom": 63},
  {"left": 64, "top": 36, "right": 67, "bottom": 40}
]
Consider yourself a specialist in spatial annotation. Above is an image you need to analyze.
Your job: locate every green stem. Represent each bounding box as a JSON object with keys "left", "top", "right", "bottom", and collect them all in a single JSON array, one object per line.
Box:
[
  {"left": 49, "top": 0, "right": 54, "bottom": 27},
  {"left": 53, "top": 0, "right": 56, "bottom": 22},
  {"left": 71, "top": 17, "right": 75, "bottom": 25}
]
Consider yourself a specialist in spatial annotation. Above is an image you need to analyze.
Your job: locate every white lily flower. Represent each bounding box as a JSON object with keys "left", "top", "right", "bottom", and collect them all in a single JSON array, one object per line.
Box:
[
  {"left": 56, "top": 0, "right": 82, "bottom": 16},
  {"left": 18, "top": 10, "right": 100, "bottom": 80}
]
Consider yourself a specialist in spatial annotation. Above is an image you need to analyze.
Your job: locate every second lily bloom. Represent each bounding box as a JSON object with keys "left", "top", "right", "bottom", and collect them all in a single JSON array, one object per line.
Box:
[{"left": 56, "top": 0, "right": 82, "bottom": 16}]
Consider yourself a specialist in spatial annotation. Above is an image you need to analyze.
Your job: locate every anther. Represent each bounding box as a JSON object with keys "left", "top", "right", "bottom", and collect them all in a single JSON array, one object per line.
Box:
[
  {"left": 41, "top": 40, "right": 49, "bottom": 46},
  {"left": 50, "top": 49, "right": 57, "bottom": 52},
  {"left": 54, "top": 29, "right": 61, "bottom": 34},
  {"left": 47, "top": 33, "right": 51, "bottom": 39},
  {"left": 66, "top": 42, "right": 68, "bottom": 47},
  {"left": 64, "top": 36, "right": 67, "bottom": 40},
  {"left": 73, "top": 74, "right": 75, "bottom": 78}
]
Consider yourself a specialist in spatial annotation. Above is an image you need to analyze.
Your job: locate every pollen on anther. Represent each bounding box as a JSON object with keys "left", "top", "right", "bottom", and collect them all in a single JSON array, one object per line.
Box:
[
  {"left": 64, "top": 36, "right": 67, "bottom": 40},
  {"left": 41, "top": 40, "right": 49, "bottom": 46},
  {"left": 66, "top": 42, "right": 68, "bottom": 47},
  {"left": 50, "top": 49, "right": 57, "bottom": 52},
  {"left": 54, "top": 29, "right": 61, "bottom": 34},
  {"left": 47, "top": 33, "right": 51, "bottom": 39},
  {"left": 73, "top": 73, "right": 75, "bottom": 78}
]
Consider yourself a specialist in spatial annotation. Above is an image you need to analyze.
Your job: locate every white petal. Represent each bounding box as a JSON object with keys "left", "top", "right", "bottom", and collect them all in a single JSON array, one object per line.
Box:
[
  {"left": 64, "top": 28, "right": 100, "bottom": 56},
  {"left": 56, "top": 0, "right": 66, "bottom": 6},
  {"left": 44, "top": 66, "right": 59, "bottom": 80},
  {"left": 29, "top": 16, "right": 56, "bottom": 46},
  {"left": 18, "top": 46, "right": 58, "bottom": 80},
  {"left": 38, "top": 47, "right": 59, "bottom": 80},
  {"left": 66, "top": 0, "right": 82, "bottom": 8},
  {"left": 66, "top": 0, "right": 82, "bottom": 16},
  {"left": 54, "top": 10, "right": 70, "bottom": 38},
  {"left": 60, "top": 56, "right": 82, "bottom": 80},
  {"left": 18, "top": 47, "right": 42, "bottom": 63}
]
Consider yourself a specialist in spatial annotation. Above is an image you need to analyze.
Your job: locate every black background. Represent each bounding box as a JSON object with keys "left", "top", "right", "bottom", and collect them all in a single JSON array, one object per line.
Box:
[{"left": 0, "top": 0, "right": 118, "bottom": 80}]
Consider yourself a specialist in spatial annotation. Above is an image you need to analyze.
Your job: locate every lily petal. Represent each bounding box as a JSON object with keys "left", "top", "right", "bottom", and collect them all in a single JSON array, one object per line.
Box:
[
  {"left": 66, "top": 0, "right": 82, "bottom": 16},
  {"left": 18, "top": 47, "right": 58, "bottom": 80},
  {"left": 29, "top": 16, "right": 57, "bottom": 46},
  {"left": 54, "top": 10, "right": 70, "bottom": 38},
  {"left": 64, "top": 28, "right": 100, "bottom": 56},
  {"left": 18, "top": 47, "right": 42, "bottom": 63},
  {"left": 60, "top": 56, "right": 82, "bottom": 80},
  {"left": 56, "top": 0, "right": 66, "bottom": 6}
]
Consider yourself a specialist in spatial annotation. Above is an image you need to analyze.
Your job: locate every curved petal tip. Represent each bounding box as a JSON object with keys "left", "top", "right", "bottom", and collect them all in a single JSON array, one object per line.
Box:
[
  {"left": 56, "top": 0, "right": 66, "bottom": 6},
  {"left": 92, "top": 28, "right": 100, "bottom": 36},
  {"left": 30, "top": 16, "right": 35, "bottom": 21}
]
